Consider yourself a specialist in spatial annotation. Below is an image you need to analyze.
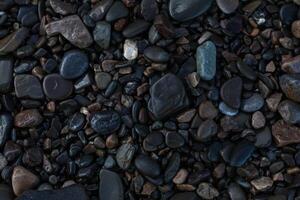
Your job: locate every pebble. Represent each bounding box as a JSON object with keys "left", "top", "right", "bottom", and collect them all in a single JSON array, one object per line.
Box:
[
  {"left": 250, "top": 177, "right": 273, "bottom": 191},
  {"left": 173, "top": 169, "right": 188, "bottom": 184},
  {"left": 236, "top": 60, "right": 257, "bottom": 81},
  {"left": 280, "top": 74, "right": 300, "bottom": 102},
  {"left": 45, "top": 15, "right": 93, "bottom": 48},
  {"left": 59, "top": 50, "right": 89, "bottom": 79},
  {"left": 266, "top": 93, "right": 282, "bottom": 112},
  {"left": 106, "top": 1, "right": 128, "bottom": 22},
  {"left": 68, "top": 113, "right": 85, "bottom": 132},
  {"left": 89, "top": 0, "right": 113, "bottom": 21},
  {"left": 14, "top": 74, "right": 44, "bottom": 100},
  {"left": 148, "top": 73, "right": 189, "bottom": 120},
  {"left": 165, "top": 132, "right": 185, "bottom": 148},
  {"left": 169, "top": 0, "right": 213, "bottom": 21},
  {"left": 17, "top": 185, "right": 89, "bottom": 200},
  {"left": 0, "top": 28, "right": 29, "bottom": 55},
  {"left": 280, "top": 4, "right": 298, "bottom": 25},
  {"left": 255, "top": 127, "right": 272, "bottom": 148},
  {"left": 282, "top": 55, "right": 300, "bottom": 73},
  {"left": 134, "top": 155, "right": 160, "bottom": 178},
  {"left": 12, "top": 166, "right": 39, "bottom": 196},
  {"left": 0, "top": 0, "right": 14, "bottom": 10},
  {"left": 0, "top": 58, "right": 13, "bottom": 92},
  {"left": 292, "top": 20, "right": 300, "bottom": 38},
  {"left": 220, "top": 140, "right": 255, "bottom": 167},
  {"left": 216, "top": 0, "right": 239, "bottom": 14},
  {"left": 93, "top": 21, "right": 111, "bottom": 49},
  {"left": 122, "top": 20, "right": 150, "bottom": 38},
  {"left": 278, "top": 100, "right": 300, "bottom": 124},
  {"left": 22, "top": 147, "right": 43, "bottom": 167},
  {"left": 196, "top": 41, "right": 216, "bottom": 80},
  {"left": 141, "top": 0, "right": 158, "bottom": 21},
  {"left": 144, "top": 46, "right": 170, "bottom": 63},
  {"left": 251, "top": 111, "right": 265, "bottom": 129},
  {"left": 17, "top": 6, "right": 38, "bottom": 26},
  {"left": 143, "top": 132, "right": 164, "bottom": 152},
  {"left": 0, "top": 113, "right": 12, "bottom": 147},
  {"left": 165, "top": 152, "right": 180, "bottom": 182},
  {"left": 272, "top": 120, "right": 300, "bottom": 147},
  {"left": 99, "top": 169, "right": 124, "bottom": 200},
  {"left": 116, "top": 143, "right": 135, "bottom": 169},
  {"left": 90, "top": 111, "right": 121, "bottom": 135},
  {"left": 219, "top": 102, "right": 238, "bottom": 116},
  {"left": 95, "top": 72, "right": 112, "bottom": 90},
  {"left": 195, "top": 119, "right": 218, "bottom": 142},
  {"left": 196, "top": 183, "right": 219, "bottom": 200},
  {"left": 43, "top": 74, "right": 73, "bottom": 100},
  {"left": 0, "top": 184, "right": 12, "bottom": 200},
  {"left": 123, "top": 39, "right": 138, "bottom": 60},
  {"left": 0, "top": 154, "right": 7, "bottom": 171},
  {"left": 220, "top": 77, "right": 242, "bottom": 109},
  {"left": 199, "top": 101, "right": 218, "bottom": 119},
  {"left": 241, "top": 93, "right": 264, "bottom": 113},
  {"left": 14, "top": 109, "right": 43, "bottom": 128},
  {"left": 49, "top": 0, "right": 77, "bottom": 15},
  {"left": 228, "top": 183, "right": 246, "bottom": 200}
]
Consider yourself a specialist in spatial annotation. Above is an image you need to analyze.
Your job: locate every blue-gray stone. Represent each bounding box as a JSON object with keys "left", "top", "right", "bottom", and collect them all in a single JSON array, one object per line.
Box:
[
  {"left": 219, "top": 102, "right": 238, "bottom": 116},
  {"left": 144, "top": 46, "right": 169, "bottom": 63},
  {"left": 196, "top": 41, "right": 216, "bottom": 81},
  {"left": 0, "top": 58, "right": 13, "bottom": 93},
  {"left": 99, "top": 169, "right": 124, "bottom": 200},
  {"left": 59, "top": 50, "right": 89, "bottom": 79},
  {"left": 105, "top": 1, "right": 128, "bottom": 22},
  {"left": 93, "top": 21, "right": 111, "bottom": 49},
  {"left": 90, "top": 111, "right": 121, "bottom": 135},
  {"left": 241, "top": 93, "right": 264, "bottom": 113},
  {"left": 0, "top": 113, "right": 12, "bottom": 147}
]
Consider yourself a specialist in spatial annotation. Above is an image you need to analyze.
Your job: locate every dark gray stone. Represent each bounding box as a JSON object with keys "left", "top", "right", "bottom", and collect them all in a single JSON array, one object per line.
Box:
[
  {"left": 99, "top": 169, "right": 124, "bottom": 200},
  {"left": 196, "top": 41, "right": 216, "bottom": 80},
  {"left": 90, "top": 111, "right": 121, "bottom": 135},
  {"left": 14, "top": 74, "right": 44, "bottom": 99},
  {"left": 43, "top": 74, "right": 73, "bottom": 100},
  {"left": 144, "top": 46, "right": 169, "bottom": 63},
  {"left": 93, "top": 21, "right": 111, "bottom": 49},
  {"left": 122, "top": 20, "right": 150, "bottom": 38},
  {"left": 0, "top": 58, "right": 13, "bottom": 93},
  {"left": 0, "top": 113, "right": 12, "bottom": 147},
  {"left": 134, "top": 155, "right": 161, "bottom": 178},
  {"left": 220, "top": 77, "right": 242, "bottom": 109},
  {"left": 105, "top": 1, "right": 128, "bottom": 22},
  {"left": 241, "top": 93, "right": 264, "bottom": 113}
]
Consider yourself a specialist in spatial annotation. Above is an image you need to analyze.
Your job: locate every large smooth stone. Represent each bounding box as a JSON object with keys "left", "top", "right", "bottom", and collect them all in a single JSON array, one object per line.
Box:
[
  {"left": 0, "top": 28, "right": 29, "bottom": 55},
  {"left": 216, "top": 0, "right": 239, "bottom": 14},
  {"left": 134, "top": 155, "right": 161, "bottom": 178},
  {"left": 45, "top": 15, "right": 93, "bottom": 48},
  {"left": 93, "top": 21, "right": 111, "bottom": 49},
  {"left": 169, "top": 0, "right": 213, "bottom": 21},
  {"left": 99, "top": 169, "right": 124, "bottom": 200},
  {"left": 90, "top": 111, "right": 121, "bottom": 135},
  {"left": 196, "top": 41, "right": 216, "bottom": 81},
  {"left": 43, "top": 74, "right": 73, "bottom": 100},
  {"left": 59, "top": 50, "right": 89, "bottom": 79},
  {"left": 0, "top": 58, "right": 13, "bottom": 92},
  {"left": 280, "top": 74, "right": 300, "bottom": 102},
  {"left": 282, "top": 55, "right": 300, "bottom": 73},
  {"left": 278, "top": 100, "right": 300, "bottom": 124},
  {"left": 241, "top": 93, "right": 264, "bottom": 113},
  {"left": 144, "top": 46, "right": 169, "bottom": 63},
  {"left": 106, "top": 1, "right": 128, "bottom": 22},
  {"left": 12, "top": 166, "right": 39, "bottom": 196},
  {"left": 220, "top": 77, "right": 242, "bottom": 109},
  {"left": 141, "top": 0, "right": 158, "bottom": 21},
  {"left": 17, "top": 6, "right": 38, "bottom": 26},
  {"left": 14, "top": 74, "right": 44, "bottom": 99},
  {"left": 89, "top": 0, "right": 113, "bottom": 21},
  {"left": 0, "top": 113, "right": 12, "bottom": 147},
  {"left": 148, "top": 73, "right": 189, "bottom": 120}
]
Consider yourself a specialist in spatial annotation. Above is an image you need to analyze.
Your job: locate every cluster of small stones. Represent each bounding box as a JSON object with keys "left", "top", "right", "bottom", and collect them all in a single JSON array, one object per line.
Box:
[{"left": 1, "top": 0, "right": 300, "bottom": 199}]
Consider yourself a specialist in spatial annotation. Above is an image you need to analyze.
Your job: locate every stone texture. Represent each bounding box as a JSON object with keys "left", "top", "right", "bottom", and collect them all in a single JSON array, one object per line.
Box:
[
  {"left": 0, "top": 28, "right": 29, "bottom": 55},
  {"left": 272, "top": 120, "right": 300, "bottom": 147},
  {"left": 196, "top": 41, "right": 216, "bottom": 80},
  {"left": 12, "top": 166, "right": 39, "bottom": 196},
  {"left": 14, "top": 109, "right": 43, "bottom": 128}
]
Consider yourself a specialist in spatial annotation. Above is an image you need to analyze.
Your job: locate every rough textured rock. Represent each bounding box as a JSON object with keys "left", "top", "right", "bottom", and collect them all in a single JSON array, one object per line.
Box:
[{"left": 272, "top": 120, "right": 300, "bottom": 147}]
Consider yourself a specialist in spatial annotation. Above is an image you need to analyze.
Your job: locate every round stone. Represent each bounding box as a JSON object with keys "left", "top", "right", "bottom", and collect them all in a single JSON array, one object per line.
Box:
[
  {"left": 95, "top": 72, "right": 112, "bottom": 90},
  {"left": 220, "top": 77, "right": 242, "bottom": 109},
  {"left": 123, "top": 39, "right": 138, "bottom": 60},
  {"left": 144, "top": 46, "right": 170, "bottom": 63},
  {"left": 14, "top": 74, "right": 44, "bottom": 100},
  {"left": 216, "top": 0, "right": 239, "bottom": 14},
  {"left": 134, "top": 155, "right": 161, "bottom": 178},
  {"left": 90, "top": 111, "right": 121, "bottom": 135},
  {"left": 59, "top": 50, "right": 89, "bottom": 79},
  {"left": 43, "top": 74, "right": 73, "bottom": 100},
  {"left": 12, "top": 166, "right": 39, "bottom": 196},
  {"left": 280, "top": 74, "right": 300, "bottom": 102},
  {"left": 280, "top": 4, "right": 298, "bottom": 25},
  {"left": 14, "top": 109, "right": 43, "bottom": 128}
]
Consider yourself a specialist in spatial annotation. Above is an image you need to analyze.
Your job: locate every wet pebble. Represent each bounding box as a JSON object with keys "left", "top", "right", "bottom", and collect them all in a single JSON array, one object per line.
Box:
[
  {"left": 17, "top": 6, "right": 38, "bottom": 26},
  {"left": 282, "top": 55, "right": 300, "bottom": 73},
  {"left": 220, "top": 77, "right": 242, "bottom": 109},
  {"left": 280, "top": 4, "right": 298, "bottom": 25},
  {"left": 43, "top": 74, "right": 73, "bottom": 100},
  {"left": 216, "top": 0, "right": 239, "bottom": 14},
  {"left": 123, "top": 39, "right": 138, "bottom": 60},
  {"left": 14, "top": 74, "right": 44, "bottom": 100},
  {"left": 165, "top": 132, "right": 185, "bottom": 148},
  {"left": 0, "top": 28, "right": 29, "bottom": 55},
  {"left": 278, "top": 100, "right": 300, "bottom": 124},
  {"left": 106, "top": 1, "right": 128, "bottom": 22},
  {"left": 228, "top": 183, "right": 246, "bottom": 200},
  {"left": 195, "top": 119, "right": 218, "bottom": 142},
  {"left": 196, "top": 41, "right": 216, "bottom": 81},
  {"left": 116, "top": 143, "right": 135, "bottom": 169},
  {"left": 143, "top": 132, "right": 164, "bottom": 152},
  {"left": 90, "top": 111, "right": 121, "bottom": 135},
  {"left": 122, "top": 20, "right": 150, "bottom": 38},
  {"left": 14, "top": 109, "right": 43, "bottom": 128},
  {"left": 134, "top": 155, "right": 160, "bottom": 178},
  {"left": 241, "top": 93, "right": 264, "bottom": 113},
  {"left": 196, "top": 183, "right": 219, "bottom": 200},
  {"left": 99, "top": 169, "right": 124, "bottom": 200},
  {"left": 93, "top": 21, "right": 111, "bottom": 49},
  {"left": 280, "top": 74, "right": 300, "bottom": 102},
  {"left": 49, "top": 0, "right": 77, "bottom": 15},
  {"left": 89, "top": 0, "right": 113, "bottom": 21},
  {"left": 68, "top": 113, "right": 85, "bottom": 132},
  {"left": 95, "top": 72, "right": 112, "bottom": 90},
  {"left": 0, "top": 113, "right": 12, "bottom": 147},
  {"left": 219, "top": 102, "right": 238, "bottom": 116},
  {"left": 250, "top": 177, "right": 273, "bottom": 191},
  {"left": 0, "top": 184, "right": 12, "bottom": 200},
  {"left": 272, "top": 120, "right": 300, "bottom": 146},
  {"left": 141, "top": 0, "right": 158, "bottom": 21},
  {"left": 0, "top": 58, "right": 13, "bottom": 93},
  {"left": 144, "top": 46, "right": 170, "bottom": 63},
  {"left": 12, "top": 166, "right": 39, "bottom": 196}
]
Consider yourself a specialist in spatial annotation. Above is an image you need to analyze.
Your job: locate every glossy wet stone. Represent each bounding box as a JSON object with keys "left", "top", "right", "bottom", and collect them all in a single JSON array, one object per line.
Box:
[
  {"left": 59, "top": 50, "right": 89, "bottom": 79},
  {"left": 49, "top": 0, "right": 77, "bottom": 15},
  {"left": 272, "top": 120, "right": 300, "bottom": 147},
  {"left": 93, "top": 21, "right": 111, "bottom": 49},
  {"left": 17, "top": 185, "right": 88, "bottom": 200},
  {"left": 89, "top": 0, "right": 113, "bottom": 21},
  {"left": 164, "top": 152, "right": 180, "bottom": 182},
  {"left": 0, "top": 28, "right": 29, "bottom": 55},
  {"left": 219, "top": 102, "right": 238, "bottom": 116},
  {"left": 165, "top": 132, "right": 185, "bottom": 148},
  {"left": 99, "top": 169, "right": 124, "bottom": 200},
  {"left": 123, "top": 39, "right": 138, "bottom": 60},
  {"left": 0, "top": 113, "right": 12, "bottom": 147},
  {"left": 17, "top": 6, "right": 38, "bottom": 26},
  {"left": 236, "top": 60, "right": 257, "bottom": 81},
  {"left": 95, "top": 72, "right": 112, "bottom": 90},
  {"left": 12, "top": 166, "right": 39, "bottom": 196},
  {"left": 45, "top": 15, "right": 93, "bottom": 48},
  {"left": 280, "top": 74, "right": 300, "bottom": 102},
  {"left": 143, "top": 132, "right": 164, "bottom": 151},
  {"left": 195, "top": 119, "right": 218, "bottom": 142},
  {"left": 14, "top": 109, "right": 43, "bottom": 128},
  {"left": 22, "top": 147, "right": 43, "bottom": 167},
  {"left": 90, "top": 111, "right": 121, "bottom": 135},
  {"left": 282, "top": 55, "right": 300, "bottom": 73},
  {"left": 0, "top": 58, "right": 13, "bottom": 92},
  {"left": 14, "top": 75, "right": 44, "bottom": 100},
  {"left": 216, "top": 0, "right": 239, "bottom": 14},
  {"left": 116, "top": 143, "right": 135, "bottom": 169},
  {"left": 196, "top": 183, "right": 219, "bottom": 200},
  {"left": 169, "top": 0, "right": 213, "bottom": 21},
  {"left": 144, "top": 46, "right": 169, "bottom": 63},
  {"left": 148, "top": 73, "right": 189, "bottom": 120},
  {"left": 278, "top": 100, "right": 300, "bottom": 124},
  {"left": 220, "top": 77, "right": 242, "bottom": 109},
  {"left": 43, "top": 74, "right": 73, "bottom": 100},
  {"left": 196, "top": 41, "right": 216, "bottom": 81},
  {"left": 134, "top": 155, "right": 160, "bottom": 178},
  {"left": 106, "top": 1, "right": 128, "bottom": 22},
  {"left": 241, "top": 93, "right": 264, "bottom": 113},
  {"left": 122, "top": 20, "right": 150, "bottom": 38},
  {"left": 68, "top": 113, "right": 85, "bottom": 132},
  {"left": 250, "top": 177, "right": 273, "bottom": 191}
]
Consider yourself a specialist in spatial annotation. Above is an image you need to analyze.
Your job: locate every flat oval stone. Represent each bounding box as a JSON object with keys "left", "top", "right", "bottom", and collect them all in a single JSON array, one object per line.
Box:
[
  {"left": 134, "top": 155, "right": 161, "bottom": 178},
  {"left": 14, "top": 74, "right": 44, "bottom": 99},
  {"left": 143, "top": 131, "right": 164, "bottom": 151},
  {"left": 14, "top": 109, "right": 43, "bottom": 128},
  {"left": 165, "top": 132, "right": 185, "bottom": 148},
  {"left": 278, "top": 100, "right": 300, "bottom": 124},
  {"left": 90, "top": 111, "right": 121, "bottom": 135},
  {"left": 0, "top": 28, "right": 29, "bottom": 55},
  {"left": 216, "top": 0, "right": 239, "bottom": 14},
  {"left": 59, "top": 50, "right": 89, "bottom": 79},
  {"left": 241, "top": 93, "right": 264, "bottom": 113},
  {"left": 280, "top": 74, "right": 300, "bottom": 102},
  {"left": 220, "top": 77, "right": 242, "bottom": 109},
  {"left": 122, "top": 20, "right": 150, "bottom": 38},
  {"left": 169, "top": 0, "right": 213, "bottom": 21},
  {"left": 0, "top": 58, "right": 13, "bottom": 93},
  {"left": 93, "top": 21, "right": 111, "bottom": 49},
  {"left": 106, "top": 1, "right": 128, "bottom": 22},
  {"left": 144, "top": 46, "right": 169, "bottom": 63},
  {"left": 99, "top": 169, "right": 124, "bottom": 200},
  {"left": 196, "top": 41, "right": 216, "bottom": 81},
  {"left": 0, "top": 113, "right": 12, "bottom": 147},
  {"left": 43, "top": 74, "right": 73, "bottom": 100}
]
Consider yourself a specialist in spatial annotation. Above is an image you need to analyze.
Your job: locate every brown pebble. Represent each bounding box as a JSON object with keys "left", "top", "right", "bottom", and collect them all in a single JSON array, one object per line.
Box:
[
  {"left": 173, "top": 169, "right": 189, "bottom": 184},
  {"left": 14, "top": 109, "right": 43, "bottom": 128},
  {"left": 292, "top": 20, "right": 300, "bottom": 38},
  {"left": 12, "top": 166, "right": 39, "bottom": 196},
  {"left": 199, "top": 101, "right": 218, "bottom": 119},
  {"left": 106, "top": 134, "right": 119, "bottom": 149},
  {"left": 252, "top": 111, "right": 265, "bottom": 129}
]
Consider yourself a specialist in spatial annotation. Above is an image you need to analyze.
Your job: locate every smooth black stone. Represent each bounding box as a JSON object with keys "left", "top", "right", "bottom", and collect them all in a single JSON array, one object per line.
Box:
[
  {"left": 134, "top": 155, "right": 161, "bottom": 178},
  {"left": 208, "top": 142, "right": 223, "bottom": 162},
  {"left": 0, "top": 113, "right": 12, "bottom": 147},
  {"left": 74, "top": 73, "right": 92, "bottom": 90},
  {"left": 14, "top": 74, "right": 44, "bottom": 99},
  {"left": 17, "top": 185, "right": 89, "bottom": 200},
  {"left": 187, "top": 169, "right": 210, "bottom": 185},
  {"left": 237, "top": 60, "right": 257, "bottom": 81},
  {"left": 42, "top": 58, "right": 57, "bottom": 73},
  {"left": 169, "top": 0, "right": 213, "bottom": 21},
  {"left": 22, "top": 147, "right": 43, "bottom": 167},
  {"left": 122, "top": 20, "right": 150, "bottom": 38},
  {"left": 90, "top": 111, "right": 121, "bottom": 135},
  {"left": 43, "top": 74, "right": 73, "bottom": 100},
  {"left": 280, "top": 4, "right": 298, "bottom": 25},
  {"left": 148, "top": 73, "right": 189, "bottom": 120},
  {"left": 165, "top": 132, "right": 184, "bottom": 148},
  {"left": 164, "top": 152, "right": 180, "bottom": 182},
  {"left": 216, "top": 0, "right": 239, "bottom": 14},
  {"left": 0, "top": 0, "right": 14, "bottom": 10},
  {"left": 170, "top": 192, "right": 199, "bottom": 200},
  {"left": 0, "top": 58, "right": 13, "bottom": 92},
  {"left": 220, "top": 140, "right": 255, "bottom": 167},
  {"left": 143, "top": 132, "right": 164, "bottom": 152},
  {"left": 240, "top": 93, "right": 264, "bottom": 113},
  {"left": 69, "top": 141, "right": 83, "bottom": 157},
  {"left": 144, "top": 46, "right": 170, "bottom": 63},
  {"left": 177, "top": 57, "right": 197, "bottom": 79},
  {"left": 59, "top": 99, "right": 79, "bottom": 116},
  {"left": 89, "top": 0, "right": 113, "bottom": 21},
  {"left": 141, "top": 0, "right": 158, "bottom": 21},
  {"left": 104, "top": 80, "right": 118, "bottom": 97},
  {"left": 0, "top": 184, "right": 12, "bottom": 200},
  {"left": 220, "top": 76, "right": 242, "bottom": 109},
  {"left": 59, "top": 50, "right": 89, "bottom": 79},
  {"left": 106, "top": 1, "right": 128, "bottom": 22},
  {"left": 99, "top": 169, "right": 124, "bottom": 200},
  {"left": 93, "top": 21, "right": 111, "bottom": 49},
  {"left": 68, "top": 113, "right": 86, "bottom": 132},
  {"left": 17, "top": 6, "right": 38, "bottom": 26}
]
